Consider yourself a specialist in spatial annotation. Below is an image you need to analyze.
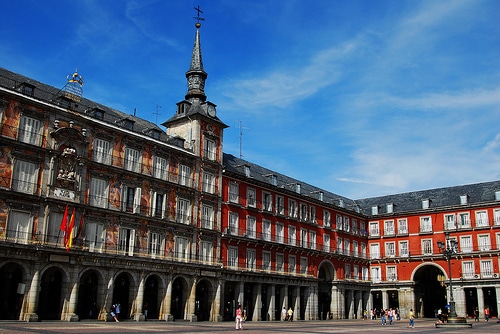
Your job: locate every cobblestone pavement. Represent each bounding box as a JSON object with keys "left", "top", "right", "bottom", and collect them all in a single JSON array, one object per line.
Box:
[{"left": 0, "top": 318, "right": 498, "bottom": 334}]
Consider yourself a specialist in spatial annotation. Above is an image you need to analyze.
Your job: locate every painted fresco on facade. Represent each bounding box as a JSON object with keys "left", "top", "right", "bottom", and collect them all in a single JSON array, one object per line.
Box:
[
  {"left": 109, "top": 176, "right": 121, "bottom": 210},
  {"left": 0, "top": 147, "right": 12, "bottom": 189},
  {"left": 0, "top": 199, "right": 7, "bottom": 238},
  {"left": 0, "top": 101, "right": 19, "bottom": 138}
]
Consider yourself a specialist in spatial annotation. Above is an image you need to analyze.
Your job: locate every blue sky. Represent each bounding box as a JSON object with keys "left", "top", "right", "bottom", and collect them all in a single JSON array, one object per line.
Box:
[{"left": 1, "top": 0, "right": 499, "bottom": 199}]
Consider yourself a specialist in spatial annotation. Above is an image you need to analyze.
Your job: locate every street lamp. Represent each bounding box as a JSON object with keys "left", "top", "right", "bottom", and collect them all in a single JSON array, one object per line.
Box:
[{"left": 437, "top": 232, "right": 468, "bottom": 325}]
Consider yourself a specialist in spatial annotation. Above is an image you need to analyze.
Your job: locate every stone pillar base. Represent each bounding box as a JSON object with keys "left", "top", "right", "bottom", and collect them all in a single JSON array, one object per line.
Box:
[
  {"left": 215, "top": 314, "right": 223, "bottom": 322},
  {"left": 133, "top": 313, "right": 146, "bottom": 321},
  {"left": 163, "top": 314, "right": 174, "bottom": 321},
  {"left": 65, "top": 313, "right": 79, "bottom": 322},
  {"left": 188, "top": 314, "right": 198, "bottom": 322},
  {"left": 24, "top": 313, "right": 39, "bottom": 322}
]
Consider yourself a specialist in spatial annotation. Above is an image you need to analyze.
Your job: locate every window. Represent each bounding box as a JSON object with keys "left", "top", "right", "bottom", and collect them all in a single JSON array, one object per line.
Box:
[
  {"left": 337, "top": 237, "right": 343, "bottom": 254},
  {"left": 353, "top": 265, "right": 359, "bottom": 279},
  {"left": 247, "top": 188, "right": 256, "bottom": 207},
  {"left": 151, "top": 156, "right": 167, "bottom": 180},
  {"left": 200, "top": 241, "right": 213, "bottom": 264},
  {"left": 475, "top": 211, "right": 488, "bottom": 227},
  {"left": 246, "top": 216, "right": 256, "bottom": 238},
  {"left": 343, "top": 217, "right": 350, "bottom": 232},
  {"left": 384, "top": 220, "right": 395, "bottom": 236},
  {"left": 371, "top": 267, "right": 381, "bottom": 283},
  {"left": 300, "top": 228, "right": 307, "bottom": 248},
  {"left": 12, "top": 159, "right": 37, "bottom": 194},
  {"left": 263, "top": 192, "right": 272, "bottom": 212},
  {"left": 385, "top": 242, "right": 395, "bottom": 258},
  {"left": 124, "top": 186, "right": 141, "bottom": 213},
  {"left": 176, "top": 198, "right": 191, "bottom": 224},
  {"left": 288, "top": 226, "right": 296, "bottom": 246},
  {"left": 398, "top": 219, "right": 408, "bottom": 234},
  {"left": 361, "top": 242, "right": 367, "bottom": 258},
  {"left": 387, "top": 203, "right": 394, "bottom": 214},
  {"left": 118, "top": 227, "right": 135, "bottom": 256},
  {"left": 148, "top": 232, "right": 162, "bottom": 258},
  {"left": 371, "top": 206, "right": 379, "bottom": 215},
  {"left": 370, "top": 243, "right": 380, "bottom": 259},
  {"left": 324, "top": 234, "right": 330, "bottom": 252},
  {"left": 300, "top": 203, "right": 307, "bottom": 221},
  {"left": 179, "top": 164, "right": 191, "bottom": 186},
  {"left": 151, "top": 192, "right": 166, "bottom": 218},
  {"left": 360, "top": 221, "right": 366, "bottom": 236},
  {"left": 310, "top": 206, "right": 316, "bottom": 222},
  {"left": 288, "top": 255, "right": 296, "bottom": 274},
  {"left": 262, "top": 251, "right": 271, "bottom": 271},
  {"left": 175, "top": 236, "right": 189, "bottom": 261},
  {"left": 228, "top": 212, "right": 238, "bottom": 235},
  {"left": 369, "top": 222, "right": 379, "bottom": 236},
  {"left": 387, "top": 266, "right": 397, "bottom": 281},
  {"left": 85, "top": 222, "right": 105, "bottom": 253},
  {"left": 300, "top": 257, "right": 308, "bottom": 274},
  {"left": 480, "top": 260, "right": 493, "bottom": 278},
  {"left": 362, "top": 267, "right": 369, "bottom": 280},
  {"left": 228, "top": 182, "right": 239, "bottom": 203},
  {"left": 246, "top": 249, "right": 256, "bottom": 270},
  {"left": 276, "top": 196, "right": 284, "bottom": 215},
  {"left": 462, "top": 261, "right": 474, "bottom": 279},
  {"left": 262, "top": 219, "right": 271, "bottom": 241},
  {"left": 6, "top": 210, "right": 31, "bottom": 244},
  {"left": 478, "top": 235, "right": 491, "bottom": 251},
  {"left": 276, "top": 253, "right": 284, "bottom": 272},
  {"left": 422, "top": 199, "right": 430, "bottom": 209},
  {"left": 228, "top": 247, "right": 238, "bottom": 268},
  {"left": 399, "top": 241, "right": 409, "bottom": 257},
  {"left": 323, "top": 210, "right": 331, "bottom": 227},
  {"left": 93, "top": 138, "right": 112, "bottom": 164},
  {"left": 420, "top": 216, "right": 432, "bottom": 232},
  {"left": 244, "top": 165, "right": 250, "bottom": 177},
  {"left": 353, "top": 240, "right": 358, "bottom": 257},
  {"left": 352, "top": 219, "right": 358, "bottom": 234},
  {"left": 422, "top": 239, "right": 432, "bottom": 255},
  {"left": 19, "top": 116, "right": 41, "bottom": 145},
  {"left": 309, "top": 231, "right": 316, "bottom": 250},
  {"left": 345, "top": 264, "right": 351, "bottom": 279},
  {"left": 124, "top": 147, "right": 141, "bottom": 173},
  {"left": 201, "top": 204, "right": 214, "bottom": 229},
  {"left": 460, "top": 235, "right": 473, "bottom": 253},
  {"left": 90, "top": 177, "right": 108, "bottom": 208},
  {"left": 336, "top": 215, "right": 343, "bottom": 230},
  {"left": 202, "top": 172, "right": 215, "bottom": 194},
  {"left": 344, "top": 238, "right": 350, "bottom": 255},
  {"left": 204, "top": 138, "right": 216, "bottom": 160},
  {"left": 494, "top": 209, "right": 500, "bottom": 225},
  {"left": 288, "top": 199, "right": 297, "bottom": 218},
  {"left": 460, "top": 195, "right": 468, "bottom": 205},
  {"left": 496, "top": 233, "right": 500, "bottom": 250},
  {"left": 276, "top": 222, "right": 284, "bottom": 243},
  {"left": 458, "top": 212, "right": 470, "bottom": 228},
  {"left": 444, "top": 214, "right": 456, "bottom": 230}
]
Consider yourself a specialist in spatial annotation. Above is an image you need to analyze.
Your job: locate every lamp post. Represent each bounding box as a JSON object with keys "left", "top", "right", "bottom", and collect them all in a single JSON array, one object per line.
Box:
[{"left": 436, "top": 232, "right": 469, "bottom": 326}]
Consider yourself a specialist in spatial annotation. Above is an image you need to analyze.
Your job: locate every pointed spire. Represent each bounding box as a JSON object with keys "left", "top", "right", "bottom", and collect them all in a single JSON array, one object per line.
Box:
[{"left": 185, "top": 23, "right": 207, "bottom": 102}]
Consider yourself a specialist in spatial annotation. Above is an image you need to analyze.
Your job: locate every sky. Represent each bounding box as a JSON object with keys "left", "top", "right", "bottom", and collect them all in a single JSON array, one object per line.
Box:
[{"left": 1, "top": 0, "right": 499, "bottom": 199}]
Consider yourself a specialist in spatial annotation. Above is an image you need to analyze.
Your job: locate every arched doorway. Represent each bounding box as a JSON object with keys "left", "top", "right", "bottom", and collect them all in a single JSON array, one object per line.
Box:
[
  {"left": 0, "top": 263, "right": 24, "bottom": 320},
  {"left": 38, "top": 267, "right": 63, "bottom": 320},
  {"left": 195, "top": 279, "right": 213, "bottom": 321},
  {"left": 113, "top": 273, "right": 131, "bottom": 320},
  {"left": 413, "top": 265, "right": 446, "bottom": 318},
  {"left": 223, "top": 281, "right": 237, "bottom": 321},
  {"left": 318, "top": 262, "right": 334, "bottom": 320},
  {"left": 171, "top": 277, "right": 188, "bottom": 320},
  {"left": 77, "top": 270, "right": 99, "bottom": 319},
  {"left": 143, "top": 275, "right": 159, "bottom": 320}
]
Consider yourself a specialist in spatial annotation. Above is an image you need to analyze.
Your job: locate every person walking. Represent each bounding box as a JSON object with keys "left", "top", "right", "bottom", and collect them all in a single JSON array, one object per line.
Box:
[
  {"left": 474, "top": 307, "right": 479, "bottom": 322},
  {"left": 484, "top": 306, "right": 490, "bottom": 322},
  {"left": 381, "top": 309, "right": 387, "bottom": 325},
  {"left": 287, "top": 307, "right": 293, "bottom": 321},
  {"left": 109, "top": 304, "right": 119, "bottom": 322},
  {"left": 281, "top": 307, "right": 287, "bottom": 321},
  {"left": 235, "top": 305, "right": 243, "bottom": 330},
  {"left": 408, "top": 308, "right": 415, "bottom": 328}
]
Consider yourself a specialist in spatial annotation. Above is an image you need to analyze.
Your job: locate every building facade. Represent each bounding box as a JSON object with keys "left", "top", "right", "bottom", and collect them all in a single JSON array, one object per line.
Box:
[{"left": 0, "top": 22, "right": 498, "bottom": 322}]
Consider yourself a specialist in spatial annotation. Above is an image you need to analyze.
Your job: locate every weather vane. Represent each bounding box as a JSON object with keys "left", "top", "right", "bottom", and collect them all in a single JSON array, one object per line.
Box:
[{"left": 193, "top": 5, "right": 205, "bottom": 27}]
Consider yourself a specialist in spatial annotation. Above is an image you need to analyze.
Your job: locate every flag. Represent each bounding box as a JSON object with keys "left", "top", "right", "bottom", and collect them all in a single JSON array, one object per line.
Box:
[
  {"left": 60, "top": 205, "right": 69, "bottom": 246},
  {"left": 74, "top": 211, "right": 85, "bottom": 240},
  {"left": 65, "top": 208, "right": 76, "bottom": 251}
]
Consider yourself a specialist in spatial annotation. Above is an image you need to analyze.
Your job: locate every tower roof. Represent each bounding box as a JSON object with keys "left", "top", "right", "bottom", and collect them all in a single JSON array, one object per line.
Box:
[{"left": 185, "top": 23, "right": 207, "bottom": 102}]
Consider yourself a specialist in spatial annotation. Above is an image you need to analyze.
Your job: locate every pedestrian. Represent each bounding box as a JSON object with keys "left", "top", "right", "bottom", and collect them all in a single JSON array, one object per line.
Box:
[
  {"left": 381, "top": 309, "right": 387, "bottom": 325},
  {"left": 474, "top": 307, "right": 479, "bottom": 322},
  {"left": 281, "top": 307, "right": 287, "bottom": 321},
  {"left": 408, "top": 308, "right": 415, "bottom": 328},
  {"left": 115, "top": 303, "right": 121, "bottom": 320},
  {"left": 109, "top": 304, "right": 119, "bottom": 322},
  {"left": 484, "top": 306, "right": 490, "bottom": 322},
  {"left": 388, "top": 308, "right": 393, "bottom": 325},
  {"left": 143, "top": 302, "right": 148, "bottom": 320},
  {"left": 235, "top": 304, "right": 243, "bottom": 330},
  {"left": 363, "top": 309, "right": 368, "bottom": 320},
  {"left": 287, "top": 307, "right": 293, "bottom": 321}
]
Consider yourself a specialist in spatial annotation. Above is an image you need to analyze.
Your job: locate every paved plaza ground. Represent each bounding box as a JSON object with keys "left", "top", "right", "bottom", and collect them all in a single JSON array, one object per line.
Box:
[{"left": 0, "top": 318, "right": 498, "bottom": 334}]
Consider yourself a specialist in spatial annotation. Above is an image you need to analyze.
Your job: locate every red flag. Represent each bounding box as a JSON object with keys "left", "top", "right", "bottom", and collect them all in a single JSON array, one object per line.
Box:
[
  {"left": 65, "top": 208, "right": 76, "bottom": 251},
  {"left": 74, "top": 211, "right": 85, "bottom": 240},
  {"left": 60, "top": 204, "right": 69, "bottom": 232}
]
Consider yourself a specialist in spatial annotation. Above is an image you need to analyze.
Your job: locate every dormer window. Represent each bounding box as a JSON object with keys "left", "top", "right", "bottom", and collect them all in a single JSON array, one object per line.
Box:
[
  {"left": 495, "top": 191, "right": 500, "bottom": 201},
  {"left": 149, "top": 129, "right": 161, "bottom": 140},
  {"left": 460, "top": 194, "right": 469, "bottom": 205},
  {"left": 371, "top": 206, "right": 379, "bottom": 215},
  {"left": 422, "top": 199, "right": 430, "bottom": 209},
  {"left": 21, "top": 83, "right": 35, "bottom": 96},
  {"left": 295, "top": 184, "right": 301, "bottom": 194},
  {"left": 387, "top": 203, "right": 394, "bottom": 214},
  {"left": 177, "top": 101, "right": 191, "bottom": 115},
  {"left": 116, "top": 118, "right": 134, "bottom": 131},
  {"left": 244, "top": 165, "right": 250, "bottom": 177},
  {"left": 87, "top": 107, "right": 105, "bottom": 121}
]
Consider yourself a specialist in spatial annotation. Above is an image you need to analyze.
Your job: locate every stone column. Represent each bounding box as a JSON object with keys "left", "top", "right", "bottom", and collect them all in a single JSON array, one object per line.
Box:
[
  {"left": 477, "top": 287, "right": 484, "bottom": 319},
  {"left": 269, "top": 284, "right": 276, "bottom": 321},
  {"left": 330, "top": 286, "right": 341, "bottom": 319},
  {"left": 238, "top": 281, "right": 244, "bottom": 306},
  {"left": 356, "top": 290, "right": 363, "bottom": 319},
  {"left": 347, "top": 290, "right": 354, "bottom": 319},
  {"left": 65, "top": 280, "right": 79, "bottom": 321},
  {"left": 163, "top": 278, "right": 173, "bottom": 321},
  {"left": 188, "top": 277, "right": 198, "bottom": 322},
  {"left": 292, "top": 286, "right": 300, "bottom": 321},
  {"left": 253, "top": 283, "right": 262, "bottom": 321},
  {"left": 282, "top": 285, "right": 288, "bottom": 310},
  {"left": 382, "top": 289, "right": 389, "bottom": 310},
  {"left": 133, "top": 276, "right": 145, "bottom": 321},
  {"left": 24, "top": 269, "right": 40, "bottom": 322},
  {"left": 213, "top": 279, "right": 223, "bottom": 322}
]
